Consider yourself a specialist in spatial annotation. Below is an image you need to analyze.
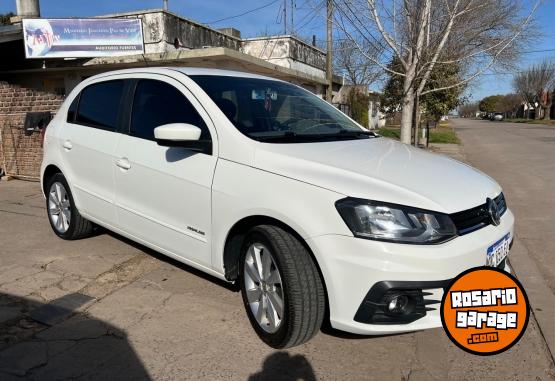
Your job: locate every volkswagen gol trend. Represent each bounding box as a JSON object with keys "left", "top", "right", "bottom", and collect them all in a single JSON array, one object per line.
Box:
[{"left": 41, "top": 68, "right": 514, "bottom": 348}]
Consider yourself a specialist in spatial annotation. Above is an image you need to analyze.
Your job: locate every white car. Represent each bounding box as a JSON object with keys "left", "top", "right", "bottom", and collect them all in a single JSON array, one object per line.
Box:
[{"left": 41, "top": 68, "right": 514, "bottom": 348}]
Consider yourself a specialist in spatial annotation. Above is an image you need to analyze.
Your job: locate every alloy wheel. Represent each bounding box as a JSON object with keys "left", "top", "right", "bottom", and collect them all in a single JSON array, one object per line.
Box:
[{"left": 243, "top": 243, "right": 285, "bottom": 333}]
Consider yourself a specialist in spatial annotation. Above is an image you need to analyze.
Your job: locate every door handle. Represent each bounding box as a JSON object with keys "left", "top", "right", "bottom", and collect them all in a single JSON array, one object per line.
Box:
[
  {"left": 63, "top": 140, "right": 73, "bottom": 150},
  {"left": 116, "top": 158, "right": 131, "bottom": 170}
]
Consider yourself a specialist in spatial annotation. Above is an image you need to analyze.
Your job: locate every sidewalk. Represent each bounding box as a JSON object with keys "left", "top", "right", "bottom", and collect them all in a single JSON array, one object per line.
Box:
[{"left": 428, "top": 143, "right": 466, "bottom": 162}]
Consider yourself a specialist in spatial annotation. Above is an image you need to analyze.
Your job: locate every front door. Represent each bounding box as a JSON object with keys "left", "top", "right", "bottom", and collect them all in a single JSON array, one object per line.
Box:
[{"left": 114, "top": 75, "right": 217, "bottom": 268}]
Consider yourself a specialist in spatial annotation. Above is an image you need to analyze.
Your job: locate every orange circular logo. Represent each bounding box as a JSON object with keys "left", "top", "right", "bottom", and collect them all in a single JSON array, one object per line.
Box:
[{"left": 441, "top": 267, "right": 529, "bottom": 355}]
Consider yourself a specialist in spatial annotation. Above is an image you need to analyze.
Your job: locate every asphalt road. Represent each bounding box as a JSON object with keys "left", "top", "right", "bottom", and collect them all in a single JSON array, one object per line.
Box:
[
  {"left": 452, "top": 118, "right": 555, "bottom": 364},
  {"left": 1, "top": 124, "right": 555, "bottom": 379},
  {"left": 453, "top": 118, "right": 555, "bottom": 293}
]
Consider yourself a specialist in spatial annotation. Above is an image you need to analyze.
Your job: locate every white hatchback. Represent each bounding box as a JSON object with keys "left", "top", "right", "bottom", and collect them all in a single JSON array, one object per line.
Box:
[{"left": 41, "top": 67, "right": 514, "bottom": 348}]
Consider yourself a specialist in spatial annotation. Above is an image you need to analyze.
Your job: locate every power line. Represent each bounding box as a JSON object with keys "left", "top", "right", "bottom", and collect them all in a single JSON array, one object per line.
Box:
[
  {"left": 518, "top": 47, "right": 555, "bottom": 54},
  {"left": 206, "top": 0, "right": 280, "bottom": 25},
  {"left": 295, "top": 1, "right": 326, "bottom": 32}
]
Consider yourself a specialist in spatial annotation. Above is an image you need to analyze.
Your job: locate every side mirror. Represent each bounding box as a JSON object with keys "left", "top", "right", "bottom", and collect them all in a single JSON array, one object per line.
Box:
[
  {"left": 154, "top": 123, "right": 212, "bottom": 155},
  {"left": 154, "top": 123, "right": 201, "bottom": 142}
]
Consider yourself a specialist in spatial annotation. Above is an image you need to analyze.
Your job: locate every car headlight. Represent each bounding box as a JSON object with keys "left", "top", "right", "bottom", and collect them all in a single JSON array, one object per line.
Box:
[{"left": 335, "top": 198, "right": 457, "bottom": 244}]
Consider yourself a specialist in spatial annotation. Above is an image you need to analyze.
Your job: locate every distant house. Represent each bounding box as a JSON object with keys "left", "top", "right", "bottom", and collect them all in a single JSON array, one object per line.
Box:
[{"left": 332, "top": 85, "right": 385, "bottom": 129}]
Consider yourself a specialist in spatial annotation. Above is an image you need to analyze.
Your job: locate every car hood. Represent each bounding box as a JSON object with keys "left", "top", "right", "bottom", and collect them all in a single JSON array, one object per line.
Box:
[{"left": 253, "top": 137, "right": 501, "bottom": 213}]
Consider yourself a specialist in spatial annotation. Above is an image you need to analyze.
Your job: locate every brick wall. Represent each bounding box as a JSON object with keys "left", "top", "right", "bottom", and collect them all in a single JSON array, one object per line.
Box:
[{"left": 0, "top": 82, "right": 64, "bottom": 180}]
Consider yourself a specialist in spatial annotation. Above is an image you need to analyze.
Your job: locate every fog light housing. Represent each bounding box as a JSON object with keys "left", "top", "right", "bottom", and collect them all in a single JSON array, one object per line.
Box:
[
  {"left": 387, "top": 294, "right": 410, "bottom": 314},
  {"left": 354, "top": 280, "right": 450, "bottom": 325},
  {"left": 384, "top": 293, "right": 418, "bottom": 317}
]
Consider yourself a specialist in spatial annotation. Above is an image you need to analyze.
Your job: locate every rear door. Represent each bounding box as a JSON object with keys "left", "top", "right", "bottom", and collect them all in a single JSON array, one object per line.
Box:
[
  {"left": 61, "top": 79, "right": 127, "bottom": 227},
  {"left": 114, "top": 75, "right": 217, "bottom": 268}
]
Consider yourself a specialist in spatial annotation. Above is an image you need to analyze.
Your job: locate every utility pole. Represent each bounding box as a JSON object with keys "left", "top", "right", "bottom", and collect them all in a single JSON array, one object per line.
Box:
[
  {"left": 283, "top": 0, "right": 287, "bottom": 35},
  {"left": 291, "top": 0, "right": 295, "bottom": 35},
  {"left": 326, "top": 0, "right": 333, "bottom": 102}
]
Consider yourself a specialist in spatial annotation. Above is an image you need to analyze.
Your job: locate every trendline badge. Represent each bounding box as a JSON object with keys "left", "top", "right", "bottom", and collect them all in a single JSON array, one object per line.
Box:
[{"left": 440, "top": 267, "right": 529, "bottom": 355}]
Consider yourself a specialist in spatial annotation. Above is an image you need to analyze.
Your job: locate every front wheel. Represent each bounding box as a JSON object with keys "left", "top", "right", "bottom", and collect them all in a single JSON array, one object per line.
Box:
[{"left": 240, "top": 225, "right": 325, "bottom": 348}]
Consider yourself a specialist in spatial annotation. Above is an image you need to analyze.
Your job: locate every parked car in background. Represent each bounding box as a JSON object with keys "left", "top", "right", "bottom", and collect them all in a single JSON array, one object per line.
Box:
[
  {"left": 490, "top": 112, "right": 504, "bottom": 121},
  {"left": 41, "top": 68, "right": 514, "bottom": 348}
]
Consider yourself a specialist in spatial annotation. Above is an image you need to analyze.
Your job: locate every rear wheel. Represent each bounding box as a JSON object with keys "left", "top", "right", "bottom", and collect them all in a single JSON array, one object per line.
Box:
[
  {"left": 240, "top": 225, "right": 325, "bottom": 348},
  {"left": 46, "top": 173, "right": 93, "bottom": 240}
]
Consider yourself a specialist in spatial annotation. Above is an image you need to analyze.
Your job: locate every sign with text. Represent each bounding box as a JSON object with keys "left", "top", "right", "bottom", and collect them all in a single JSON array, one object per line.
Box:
[{"left": 22, "top": 18, "right": 144, "bottom": 58}]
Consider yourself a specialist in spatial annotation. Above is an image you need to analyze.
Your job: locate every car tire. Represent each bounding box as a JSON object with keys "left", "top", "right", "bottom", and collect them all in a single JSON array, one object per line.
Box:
[
  {"left": 239, "top": 225, "right": 325, "bottom": 348},
  {"left": 45, "top": 173, "right": 93, "bottom": 240}
]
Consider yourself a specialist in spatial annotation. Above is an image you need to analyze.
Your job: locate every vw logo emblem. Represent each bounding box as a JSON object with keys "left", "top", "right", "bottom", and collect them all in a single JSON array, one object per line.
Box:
[{"left": 486, "top": 198, "right": 501, "bottom": 226}]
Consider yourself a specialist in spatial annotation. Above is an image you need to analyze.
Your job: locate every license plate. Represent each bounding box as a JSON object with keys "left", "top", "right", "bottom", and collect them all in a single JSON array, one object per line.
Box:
[{"left": 486, "top": 233, "right": 511, "bottom": 267}]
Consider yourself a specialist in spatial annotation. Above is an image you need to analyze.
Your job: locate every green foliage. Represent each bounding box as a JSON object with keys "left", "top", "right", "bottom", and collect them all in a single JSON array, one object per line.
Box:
[
  {"left": 421, "top": 64, "right": 466, "bottom": 120},
  {"left": 479, "top": 95, "right": 504, "bottom": 113},
  {"left": 379, "top": 57, "right": 465, "bottom": 120},
  {"left": 379, "top": 58, "right": 404, "bottom": 116},
  {"left": 348, "top": 89, "right": 369, "bottom": 127},
  {"left": 378, "top": 125, "right": 459, "bottom": 144},
  {"left": 428, "top": 127, "right": 460, "bottom": 144},
  {"left": 0, "top": 12, "right": 15, "bottom": 25},
  {"left": 377, "top": 128, "right": 401, "bottom": 139}
]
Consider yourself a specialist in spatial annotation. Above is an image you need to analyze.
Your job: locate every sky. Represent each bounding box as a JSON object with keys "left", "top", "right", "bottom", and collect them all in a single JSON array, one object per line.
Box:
[{"left": 1, "top": 0, "right": 555, "bottom": 101}]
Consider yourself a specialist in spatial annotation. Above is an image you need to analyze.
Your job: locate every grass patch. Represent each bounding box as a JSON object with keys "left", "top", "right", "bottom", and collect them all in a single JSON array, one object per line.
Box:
[
  {"left": 504, "top": 118, "right": 555, "bottom": 125},
  {"left": 429, "top": 126, "right": 460, "bottom": 144},
  {"left": 377, "top": 123, "right": 459, "bottom": 144},
  {"left": 376, "top": 128, "right": 400, "bottom": 139}
]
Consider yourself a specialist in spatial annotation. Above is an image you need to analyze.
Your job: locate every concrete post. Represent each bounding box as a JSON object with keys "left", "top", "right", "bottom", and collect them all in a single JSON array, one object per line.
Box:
[{"left": 16, "top": 0, "right": 40, "bottom": 17}]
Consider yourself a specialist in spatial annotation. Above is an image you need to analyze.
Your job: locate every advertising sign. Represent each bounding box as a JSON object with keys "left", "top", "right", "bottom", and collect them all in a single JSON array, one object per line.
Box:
[{"left": 22, "top": 18, "right": 144, "bottom": 58}]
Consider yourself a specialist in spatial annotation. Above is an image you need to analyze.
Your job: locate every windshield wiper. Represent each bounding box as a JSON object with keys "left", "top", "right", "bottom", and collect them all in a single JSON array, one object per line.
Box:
[{"left": 337, "top": 129, "right": 378, "bottom": 137}]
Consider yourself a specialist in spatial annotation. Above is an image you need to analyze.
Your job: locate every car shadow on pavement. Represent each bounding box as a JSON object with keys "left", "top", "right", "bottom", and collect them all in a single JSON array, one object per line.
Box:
[
  {"left": 248, "top": 352, "right": 317, "bottom": 381},
  {"left": 0, "top": 292, "right": 152, "bottom": 380},
  {"left": 103, "top": 229, "right": 408, "bottom": 344},
  {"left": 102, "top": 229, "right": 239, "bottom": 292}
]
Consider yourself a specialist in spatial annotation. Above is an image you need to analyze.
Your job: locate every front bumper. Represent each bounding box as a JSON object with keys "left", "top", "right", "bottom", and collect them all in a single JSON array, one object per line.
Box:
[{"left": 305, "top": 208, "right": 515, "bottom": 335}]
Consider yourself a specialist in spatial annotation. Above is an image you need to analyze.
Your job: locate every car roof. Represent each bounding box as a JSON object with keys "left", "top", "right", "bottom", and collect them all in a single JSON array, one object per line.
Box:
[
  {"left": 88, "top": 67, "right": 281, "bottom": 82},
  {"left": 170, "top": 67, "right": 278, "bottom": 80}
]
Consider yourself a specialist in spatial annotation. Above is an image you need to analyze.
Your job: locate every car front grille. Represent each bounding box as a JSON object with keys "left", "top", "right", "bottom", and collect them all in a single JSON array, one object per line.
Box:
[{"left": 450, "top": 193, "right": 507, "bottom": 235}]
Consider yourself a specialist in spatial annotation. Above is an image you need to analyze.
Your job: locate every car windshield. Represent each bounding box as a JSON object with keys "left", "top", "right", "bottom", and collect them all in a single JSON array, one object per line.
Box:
[{"left": 189, "top": 75, "right": 376, "bottom": 143}]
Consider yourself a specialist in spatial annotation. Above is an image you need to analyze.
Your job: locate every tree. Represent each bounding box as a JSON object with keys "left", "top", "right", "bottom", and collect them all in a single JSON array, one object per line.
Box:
[
  {"left": 420, "top": 63, "right": 466, "bottom": 121},
  {"left": 458, "top": 101, "right": 480, "bottom": 118},
  {"left": 513, "top": 70, "right": 537, "bottom": 119},
  {"left": 334, "top": 0, "right": 539, "bottom": 144},
  {"left": 513, "top": 60, "right": 555, "bottom": 120},
  {"left": 379, "top": 57, "right": 404, "bottom": 117},
  {"left": 497, "top": 93, "right": 523, "bottom": 118},
  {"left": 348, "top": 88, "right": 370, "bottom": 127},
  {"left": 380, "top": 57, "right": 465, "bottom": 122},
  {"left": 334, "top": 36, "right": 383, "bottom": 86},
  {"left": 479, "top": 95, "right": 504, "bottom": 113}
]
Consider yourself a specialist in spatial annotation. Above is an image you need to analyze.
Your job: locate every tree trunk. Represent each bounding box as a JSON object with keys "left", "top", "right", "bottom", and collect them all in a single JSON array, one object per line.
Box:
[
  {"left": 535, "top": 106, "right": 542, "bottom": 119},
  {"left": 400, "top": 75, "right": 415, "bottom": 145},
  {"left": 542, "top": 95, "right": 552, "bottom": 120},
  {"left": 413, "top": 94, "right": 420, "bottom": 147},
  {"left": 400, "top": 91, "right": 414, "bottom": 144}
]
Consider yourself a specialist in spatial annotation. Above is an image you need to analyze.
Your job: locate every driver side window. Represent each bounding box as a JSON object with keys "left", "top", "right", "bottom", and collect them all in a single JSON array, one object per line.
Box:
[{"left": 130, "top": 80, "right": 210, "bottom": 141}]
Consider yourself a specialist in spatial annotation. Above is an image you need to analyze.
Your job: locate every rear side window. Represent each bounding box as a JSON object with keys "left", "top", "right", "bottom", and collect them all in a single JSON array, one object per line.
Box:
[
  {"left": 130, "top": 79, "right": 209, "bottom": 141},
  {"left": 66, "top": 95, "right": 79, "bottom": 123},
  {"left": 75, "top": 80, "right": 124, "bottom": 131}
]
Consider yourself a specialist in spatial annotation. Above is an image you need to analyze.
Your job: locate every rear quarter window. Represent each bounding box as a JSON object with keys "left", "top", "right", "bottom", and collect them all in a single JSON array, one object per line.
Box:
[{"left": 66, "top": 94, "right": 79, "bottom": 123}]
